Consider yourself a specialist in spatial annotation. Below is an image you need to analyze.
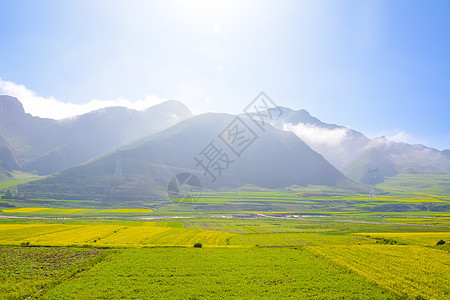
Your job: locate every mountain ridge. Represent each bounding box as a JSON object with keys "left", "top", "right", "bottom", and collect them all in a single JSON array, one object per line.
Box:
[
  {"left": 17, "top": 112, "right": 359, "bottom": 203},
  {"left": 1, "top": 94, "right": 449, "bottom": 190},
  {"left": 0, "top": 95, "right": 192, "bottom": 175}
]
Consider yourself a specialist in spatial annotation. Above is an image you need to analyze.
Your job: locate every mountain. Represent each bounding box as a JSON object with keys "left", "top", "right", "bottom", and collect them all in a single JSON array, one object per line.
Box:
[
  {"left": 266, "top": 106, "right": 450, "bottom": 184},
  {"left": 17, "top": 113, "right": 357, "bottom": 203},
  {"left": 2, "top": 95, "right": 449, "bottom": 189},
  {"left": 0, "top": 163, "right": 12, "bottom": 180},
  {"left": 264, "top": 107, "right": 371, "bottom": 168},
  {"left": 0, "top": 95, "right": 55, "bottom": 165},
  {"left": 0, "top": 95, "right": 192, "bottom": 175},
  {"left": 342, "top": 137, "right": 450, "bottom": 184},
  {"left": 340, "top": 147, "right": 397, "bottom": 184},
  {"left": 0, "top": 133, "right": 19, "bottom": 170}
]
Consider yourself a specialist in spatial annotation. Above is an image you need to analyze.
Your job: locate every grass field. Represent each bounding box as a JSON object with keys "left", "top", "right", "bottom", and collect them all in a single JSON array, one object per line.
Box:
[
  {"left": 1, "top": 180, "right": 449, "bottom": 299},
  {"left": 0, "top": 214, "right": 448, "bottom": 299},
  {"left": 38, "top": 247, "right": 395, "bottom": 299},
  {"left": 0, "top": 246, "right": 105, "bottom": 299},
  {"left": 2, "top": 180, "right": 450, "bottom": 214},
  {"left": 308, "top": 245, "right": 450, "bottom": 299}
]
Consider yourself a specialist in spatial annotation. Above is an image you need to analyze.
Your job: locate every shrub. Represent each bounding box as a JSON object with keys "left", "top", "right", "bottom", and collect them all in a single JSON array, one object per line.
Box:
[
  {"left": 436, "top": 240, "right": 446, "bottom": 246},
  {"left": 376, "top": 238, "right": 397, "bottom": 245}
]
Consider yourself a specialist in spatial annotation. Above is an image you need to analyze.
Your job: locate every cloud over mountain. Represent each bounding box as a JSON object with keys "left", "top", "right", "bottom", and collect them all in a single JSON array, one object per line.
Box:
[
  {"left": 0, "top": 78, "right": 167, "bottom": 119},
  {"left": 282, "top": 122, "right": 350, "bottom": 149}
]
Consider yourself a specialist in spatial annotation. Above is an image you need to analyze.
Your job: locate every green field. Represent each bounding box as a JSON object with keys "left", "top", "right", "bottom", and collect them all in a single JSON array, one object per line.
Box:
[
  {"left": 0, "top": 246, "right": 105, "bottom": 299},
  {"left": 40, "top": 247, "right": 395, "bottom": 299},
  {"left": 2, "top": 174, "right": 450, "bottom": 214},
  {"left": 0, "top": 213, "right": 448, "bottom": 299},
  {"left": 1, "top": 176, "right": 449, "bottom": 299}
]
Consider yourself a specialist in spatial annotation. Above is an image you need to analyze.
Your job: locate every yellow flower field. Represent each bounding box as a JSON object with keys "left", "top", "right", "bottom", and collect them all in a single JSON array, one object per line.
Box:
[
  {"left": 0, "top": 224, "right": 125, "bottom": 245},
  {"left": 0, "top": 207, "right": 155, "bottom": 215},
  {"left": 307, "top": 244, "right": 450, "bottom": 299},
  {"left": 354, "top": 232, "right": 450, "bottom": 246},
  {"left": 0, "top": 223, "right": 235, "bottom": 247},
  {"left": 95, "top": 224, "right": 236, "bottom": 247},
  {"left": 2, "top": 207, "right": 51, "bottom": 213}
]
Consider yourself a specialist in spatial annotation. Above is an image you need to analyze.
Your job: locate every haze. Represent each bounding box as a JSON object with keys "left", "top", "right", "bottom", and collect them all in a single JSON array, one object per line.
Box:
[{"left": 1, "top": 0, "right": 449, "bottom": 151}]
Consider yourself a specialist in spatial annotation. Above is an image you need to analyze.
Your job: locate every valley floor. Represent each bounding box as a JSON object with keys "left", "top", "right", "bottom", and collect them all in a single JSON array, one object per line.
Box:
[{"left": 0, "top": 215, "right": 449, "bottom": 299}]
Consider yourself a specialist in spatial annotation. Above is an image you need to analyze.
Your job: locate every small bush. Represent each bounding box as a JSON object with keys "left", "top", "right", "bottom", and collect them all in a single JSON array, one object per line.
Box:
[
  {"left": 436, "top": 240, "right": 446, "bottom": 246},
  {"left": 376, "top": 238, "right": 397, "bottom": 245},
  {"left": 193, "top": 243, "right": 202, "bottom": 248}
]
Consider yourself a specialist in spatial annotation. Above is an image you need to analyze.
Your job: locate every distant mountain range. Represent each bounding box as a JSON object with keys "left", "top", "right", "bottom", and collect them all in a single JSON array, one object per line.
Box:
[
  {"left": 18, "top": 113, "right": 357, "bottom": 202},
  {"left": 1, "top": 94, "right": 449, "bottom": 202},
  {"left": 267, "top": 107, "right": 450, "bottom": 184},
  {"left": 0, "top": 95, "right": 191, "bottom": 175}
]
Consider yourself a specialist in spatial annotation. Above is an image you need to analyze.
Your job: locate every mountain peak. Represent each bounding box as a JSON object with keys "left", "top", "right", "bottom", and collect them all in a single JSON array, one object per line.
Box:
[
  {"left": 143, "top": 99, "right": 192, "bottom": 115},
  {"left": 274, "top": 106, "right": 294, "bottom": 115},
  {"left": 0, "top": 95, "right": 25, "bottom": 116}
]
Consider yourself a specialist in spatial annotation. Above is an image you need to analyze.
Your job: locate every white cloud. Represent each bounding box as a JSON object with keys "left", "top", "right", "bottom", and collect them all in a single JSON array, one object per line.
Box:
[
  {"left": 0, "top": 78, "right": 167, "bottom": 119},
  {"left": 386, "top": 131, "right": 410, "bottom": 144},
  {"left": 282, "top": 122, "right": 350, "bottom": 149},
  {"left": 368, "top": 130, "right": 418, "bottom": 146},
  {"left": 282, "top": 122, "right": 367, "bottom": 167}
]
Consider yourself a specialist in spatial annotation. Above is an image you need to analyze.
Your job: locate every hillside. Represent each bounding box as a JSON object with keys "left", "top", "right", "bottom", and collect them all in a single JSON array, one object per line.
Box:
[
  {"left": 342, "top": 137, "right": 450, "bottom": 184},
  {"left": 17, "top": 113, "right": 357, "bottom": 204},
  {"left": 264, "top": 106, "right": 450, "bottom": 184},
  {"left": 262, "top": 106, "right": 372, "bottom": 168},
  {"left": 0, "top": 95, "right": 192, "bottom": 175}
]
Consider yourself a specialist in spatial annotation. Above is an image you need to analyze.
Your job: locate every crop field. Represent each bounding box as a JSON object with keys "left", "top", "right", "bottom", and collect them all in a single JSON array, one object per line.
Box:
[
  {"left": 0, "top": 216, "right": 448, "bottom": 299},
  {"left": 0, "top": 203, "right": 449, "bottom": 298},
  {"left": 159, "top": 185, "right": 450, "bottom": 214},
  {"left": 307, "top": 245, "right": 450, "bottom": 299},
  {"left": 0, "top": 246, "right": 105, "bottom": 299},
  {"left": 353, "top": 232, "right": 450, "bottom": 246},
  {"left": 0, "top": 222, "right": 236, "bottom": 247},
  {"left": 385, "top": 216, "right": 450, "bottom": 225},
  {"left": 3, "top": 180, "right": 450, "bottom": 214},
  {"left": 0, "top": 207, "right": 154, "bottom": 217},
  {"left": 379, "top": 174, "right": 450, "bottom": 196},
  {"left": 38, "top": 247, "right": 395, "bottom": 299}
]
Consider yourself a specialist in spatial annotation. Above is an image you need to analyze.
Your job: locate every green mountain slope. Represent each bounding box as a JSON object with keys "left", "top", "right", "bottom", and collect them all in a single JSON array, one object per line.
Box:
[
  {"left": 0, "top": 95, "right": 192, "bottom": 175},
  {"left": 342, "top": 137, "right": 450, "bottom": 184},
  {"left": 17, "top": 113, "right": 357, "bottom": 204}
]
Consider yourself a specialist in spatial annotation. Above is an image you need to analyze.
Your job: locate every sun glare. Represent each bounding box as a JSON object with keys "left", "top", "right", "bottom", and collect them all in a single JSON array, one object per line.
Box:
[{"left": 183, "top": 0, "right": 236, "bottom": 12}]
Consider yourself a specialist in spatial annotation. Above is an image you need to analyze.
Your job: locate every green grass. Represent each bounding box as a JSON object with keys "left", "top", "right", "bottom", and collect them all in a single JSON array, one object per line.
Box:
[
  {"left": 2, "top": 176, "right": 450, "bottom": 212},
  {"left": 40, "top": 247, "right": 395, "bottom": 299},
  {"left": 0, "top": 246, "right": 105, "bottom": 299},
  {"left": 0, "top": 180, "right": 25, "bottom": 190},
  {"left": 0, "top": 172, "right": 42, "bottom": 190},
  {"left": 165, "top": 186, "right": 450, "bottom": 213},
  {"left": 0, "top": 215, "right": 448, "bottom": 299},
  {"left": 380, "top": 173, "right": 450, "bottom": 196}
]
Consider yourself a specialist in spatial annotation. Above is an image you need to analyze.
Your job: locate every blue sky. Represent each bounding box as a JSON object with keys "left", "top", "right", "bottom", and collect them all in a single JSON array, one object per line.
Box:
[{"left": 0, "top": 0, "right": 449, "bottom": 150}]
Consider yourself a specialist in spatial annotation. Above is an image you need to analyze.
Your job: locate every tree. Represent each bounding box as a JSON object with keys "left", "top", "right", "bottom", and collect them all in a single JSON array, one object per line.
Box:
[{"left": 4, "top": 187, "right": 18, "bottom": 199}]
